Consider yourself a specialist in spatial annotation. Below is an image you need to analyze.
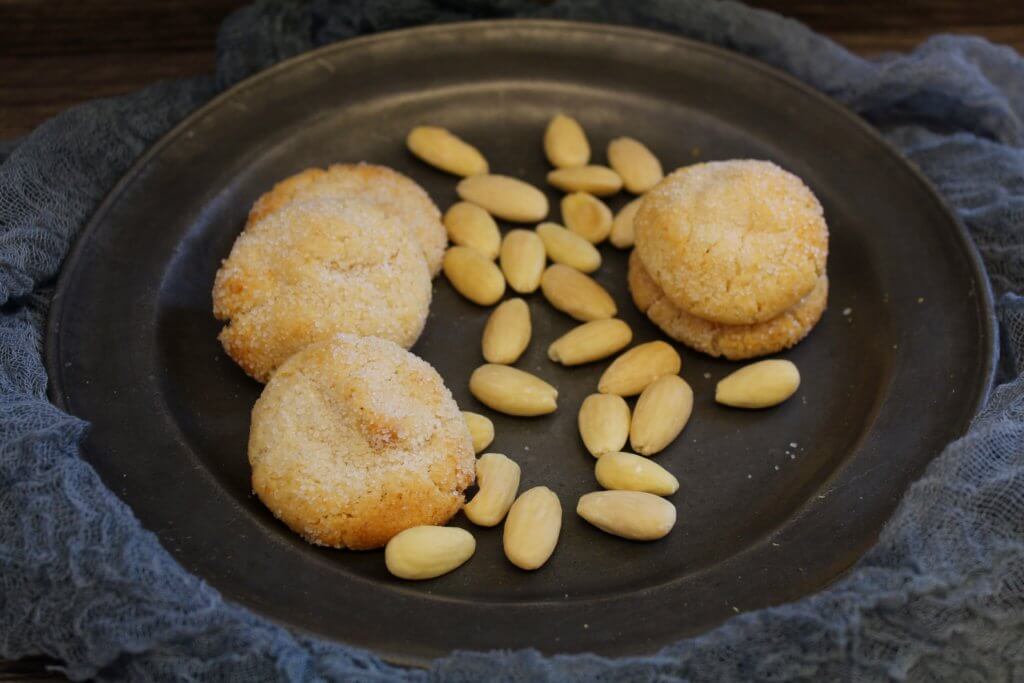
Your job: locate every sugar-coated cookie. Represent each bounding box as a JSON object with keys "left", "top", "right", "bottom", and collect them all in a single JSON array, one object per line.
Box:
[
  {"left": 634, "top": 160, "right": 828, "bottom": 325},
  {"left": 249, "top": 334, "right": 475, "bottom": 550},
  {"left": 213, "top": 197, "right": 431, "bottom": 382}
]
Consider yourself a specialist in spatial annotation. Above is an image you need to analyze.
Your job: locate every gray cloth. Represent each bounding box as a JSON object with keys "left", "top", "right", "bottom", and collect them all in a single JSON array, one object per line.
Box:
[{"left": 2, "top": 0, "right": 1023, "bottom": 680}]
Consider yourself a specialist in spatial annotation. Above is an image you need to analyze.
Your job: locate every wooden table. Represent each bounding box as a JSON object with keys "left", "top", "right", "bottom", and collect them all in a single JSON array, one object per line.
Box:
[{"left": 0, "top": 1, "right": 1021, "bottom": 680}]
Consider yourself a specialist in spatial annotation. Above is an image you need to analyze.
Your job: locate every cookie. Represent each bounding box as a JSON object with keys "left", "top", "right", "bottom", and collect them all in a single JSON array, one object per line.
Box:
[
  {"left": 628, "top": 250, "right": 828, "bottom": 360},
  {"left": 249, "top": 163, "right": 447, "bottom": 276},
  {"left": 213, "top": 197, "right": 431, "bottom": 382},
  {"left": 634, "top": 160, "right": 828, "bottom": 325},
  {"left": 249, "top": 334, "right": 475, "bottom": 550}
]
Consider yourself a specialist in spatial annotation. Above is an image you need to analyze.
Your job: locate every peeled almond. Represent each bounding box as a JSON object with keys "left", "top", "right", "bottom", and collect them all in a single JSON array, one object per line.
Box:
[
  {"left": 607, "top": 137, "right": 663, "bottom": 194},
  {"left": 544, "top": 114, "right": 590, "bottom": 168},
  {"left": 469, "top": 364, "right": 558, "bottom": 416},
  {"left": 465, "top": 453, "right": 521, "bottom": 527},
  {"left": 500, "top": 230, "right": 547, "bottom": 294},
  {"left": 610, "top": 197, "right": 642, "bottom": 249},
  {"left": 595, "top": 452, "right": 679, "bottom": 496},
  {"left": 578, "top": 393, "right": 631, "bottom": 457},
  {"left": 561, "top": 192, "right": 613, "bottom": 244},
  {"left": 629, "top": 374, "right": 693, "bottom": 456},
  {"left": 462, "top": 411, "right": 495, "bottom": 453},
  {"left": 444, "top": 202, "right": 501, "bottom": 259},
  {"left": 577, "top": 490, "right": 676, "bottom": 541},
  {"left": 482, "top": 298, "right": 532, "bottom": 364},
  {"left": 548, "top": 319, "right": 633, "bottom": 366},
  {"left": 536, "top": 222, "right": 601, "bottom": 273},
  {"left": 443, "top": 246, "right": 506, "bottom": 306},
  {"left": 540, "top": 264, "right": 616, "bottom": 322},
  {"left": 716, "top": 360, "right": 801, "bottom": 408},
  {"left": 598, "top": 341, "right": 681, "bottom": 397},
  {"left": 385, "top": 526, "right": 476, "bottom": 580},
  {"left": 456, "top": 174, "right": 549, "bottom": 223},
  {"left": 504, "top": 486, "right": 562, "bottom": 570},
  {"left": 406, "top": 126, "right": 488, "bottom": 177},
  {"left": 547, "top": 166, "right": 622, "bottom": 196}
]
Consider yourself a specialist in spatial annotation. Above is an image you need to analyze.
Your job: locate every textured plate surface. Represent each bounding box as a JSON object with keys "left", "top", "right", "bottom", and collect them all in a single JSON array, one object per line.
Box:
[{"left": 46, "top": 20, "right": 995, "bottom": 664}]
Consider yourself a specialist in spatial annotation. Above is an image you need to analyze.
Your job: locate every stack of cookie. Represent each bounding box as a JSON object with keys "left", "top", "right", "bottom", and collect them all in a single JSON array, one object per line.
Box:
[
  {"left": 213, "top": 165, "right": 480, "bottom": 551},
  {"left": 630, "top": 160, "right": 829, "bottom": 360},
  {"left": 212, "top": 163, "right": 447, "bottom": 382}
]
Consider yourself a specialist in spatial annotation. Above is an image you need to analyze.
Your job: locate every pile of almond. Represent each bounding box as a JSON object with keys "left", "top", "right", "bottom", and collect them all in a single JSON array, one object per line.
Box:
[{"left": 382, "top": 116, "right": 802, "bottom": 581}]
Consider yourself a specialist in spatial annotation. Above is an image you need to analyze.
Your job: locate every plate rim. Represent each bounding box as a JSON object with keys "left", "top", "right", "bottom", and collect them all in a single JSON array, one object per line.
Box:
[{"left": 42, "top": 18, "right": 998, "bottom": 663}]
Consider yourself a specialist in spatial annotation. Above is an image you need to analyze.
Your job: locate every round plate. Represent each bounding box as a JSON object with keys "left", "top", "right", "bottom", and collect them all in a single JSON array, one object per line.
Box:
[{"left": 46, "top": 20, "right": 995, "bottom": 664}]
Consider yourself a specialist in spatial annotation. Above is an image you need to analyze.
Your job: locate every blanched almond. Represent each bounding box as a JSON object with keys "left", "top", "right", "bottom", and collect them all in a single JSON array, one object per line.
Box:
[
  {"left": 630, "top": 375, "right": 693, "bottom": 456},
  {"left": 462, "top": 411, "right": 494, "bottom": 454},
  {"left": 548, "top": 319, "right": 633, "bottom": 366},
  {"left": 385, "top": 526, "right": 476, "bottom": 580},
  {"left": 469, "top": 364, "right": 558, "bottom": 416},
  {"left": 595, "top": 452, "right": 679, "bottom": 496},
  {"left": 578, "top": 393, "right": 630, "bottom": 457},
  {"left": 544, "top": 114, "right": 590, "bottom": 168},
  {"left": 716, "top": 360, "right": 800, "bottom": 408},
  {"left": 504, "top": 486, "right": 561, "bottom": 570},
  {"left": 482, "top": 298, "right": 531, "bottom": 364},
  {"left": 406, "top": 126, "right": 488, "bottom": 177},
  {"left": 598, "top": 341, "right": 681, "bottom": 396},
  {"left": 540, "top": 264, "right": 616, "bottom": 321},
  {"left": 444, "top": 202, "right": 500, "bottom": 259},
  {"left": 457, "top": 174, "right": 549, "bottom": 223},
  {"left": 610, "top": 196, "right": 642, "bottom": 249},
  {"left": 577, "top": 490, "right": 676, "bottom": 541},
  {"left": 561, "top": 192, "right": 613, "bottom": 244},
  {"left": 499, "top": 230, "right": 547, "bottom": 294},
  {"left": 443, "top": 246, "right": 506, "bottom": 305},
  {"left": 547, "top": 166, "right": 622, "bottom": 196},
  {"left": 536, "top": 222, "right": 601, "bottom": 273},
  {"left": 464, "top": 453, "right": 521, "bottom": 527},
  {"left": 607, "top": 137, "right": 663, "bottom": 194}
]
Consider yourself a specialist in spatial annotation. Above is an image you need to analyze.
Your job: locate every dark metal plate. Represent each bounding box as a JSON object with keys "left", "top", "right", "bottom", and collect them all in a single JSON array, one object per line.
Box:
[{"left": 45, "top": 20, "right": 995, "bottom": 664}]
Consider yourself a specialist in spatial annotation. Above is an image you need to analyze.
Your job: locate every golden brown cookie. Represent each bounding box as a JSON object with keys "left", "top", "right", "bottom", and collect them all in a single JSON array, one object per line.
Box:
[
  {"left": 249, "top": 163, "right": 446, "bottom": 276},
  {"left": 634, "top": 160, "right": 828, "bottom": 325},
  {"left": 248, "top": 334, "right": 475, "bottom": 550},
  {"left": 628, "top": 250, "right": 828, "bottom": 360},
  {"left": 213, "top": 197, "right": 431, "bottom": 382}
]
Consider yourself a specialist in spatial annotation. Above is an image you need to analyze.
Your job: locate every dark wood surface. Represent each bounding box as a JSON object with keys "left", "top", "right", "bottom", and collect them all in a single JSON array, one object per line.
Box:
[
  {"left": 1, "top": 0, "right": 1023, "bottom": 139},
  {"left": 0, "top": 0, "right": 1021, "bottom": 679}
]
